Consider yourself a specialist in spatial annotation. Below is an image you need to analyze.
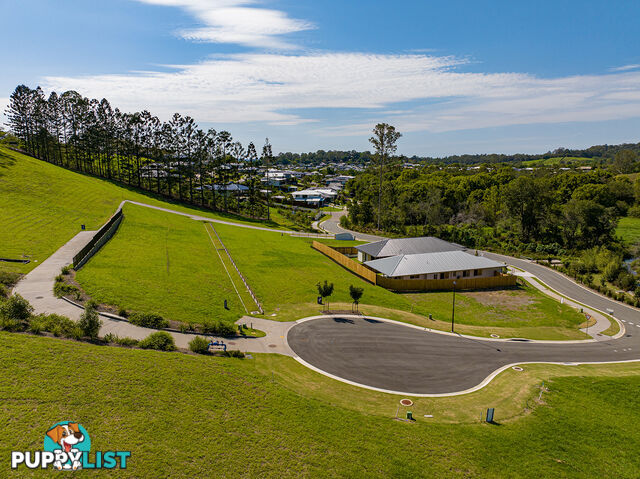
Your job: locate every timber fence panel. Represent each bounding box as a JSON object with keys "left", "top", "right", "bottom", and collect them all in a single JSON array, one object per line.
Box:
[
  {"left": 378, "top": 274, "right": 517, "bottom": 292},
  {"left": 73, "top": 209, "right": 124, "bottom": 270},
  {"left": 311, "top": 241, "right": 377, "bottom": 284}
]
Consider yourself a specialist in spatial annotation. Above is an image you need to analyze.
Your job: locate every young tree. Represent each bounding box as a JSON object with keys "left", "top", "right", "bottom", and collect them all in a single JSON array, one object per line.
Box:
[
  {"left": 78, "top": 300, "right": 102, "bottom": 340},
  {"left": 316, "top": 280, "right": 334, "bottom": 312},
  {"left": 349, "top": 285, "right": 364, "bottom": 313},
  {"left": 369, "top": 123, "right": 401, "bottom": 230}
]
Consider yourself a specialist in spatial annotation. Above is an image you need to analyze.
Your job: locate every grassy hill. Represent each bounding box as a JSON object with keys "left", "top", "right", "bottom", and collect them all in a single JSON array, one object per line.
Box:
[
  {"left": 0, "top": 146, "right": 292, "bottom": 275},
  {"left": 617, "top": 217, "right": 640, "bottom": 245},
  {"left": 2, "top": 332, "right": 640, "bottom": 477},
  {"left": 521, "top": 156, "right": 596, "bottom": 167}
]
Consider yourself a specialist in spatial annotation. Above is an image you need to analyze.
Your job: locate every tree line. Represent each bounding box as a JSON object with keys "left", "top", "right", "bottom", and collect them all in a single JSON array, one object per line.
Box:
[
  {"left": 344, "top": 161, "right": 640, "bottom": 255},
  {"left": 5, "top": 85, "right": 274, "bottom": 217}
]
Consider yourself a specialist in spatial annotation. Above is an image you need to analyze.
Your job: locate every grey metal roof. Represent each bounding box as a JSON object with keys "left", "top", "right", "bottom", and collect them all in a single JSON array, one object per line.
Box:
[
  {"left": 356, "top": 236, "right": 464, "bottom": 258},
  {"left": 364, "top": 251, "right": 505, "bottom": 277}
]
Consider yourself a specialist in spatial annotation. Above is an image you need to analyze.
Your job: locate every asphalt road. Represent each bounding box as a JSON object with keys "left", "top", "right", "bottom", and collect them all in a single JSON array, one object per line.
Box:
[
  {"left": 291, "top": 217, "right": 640, "bottom": 394},
  {"left": 321, "top": 210, "right": 386, "bottom": 242}
]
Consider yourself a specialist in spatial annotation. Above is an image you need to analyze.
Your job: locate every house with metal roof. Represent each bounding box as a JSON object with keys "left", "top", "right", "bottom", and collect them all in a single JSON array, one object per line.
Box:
[
  {"left": 356, "top": 236, "right": 464, "bottom": 262},
  {"left": 364, "top": 250, "right": 506, "bottom": 281}
]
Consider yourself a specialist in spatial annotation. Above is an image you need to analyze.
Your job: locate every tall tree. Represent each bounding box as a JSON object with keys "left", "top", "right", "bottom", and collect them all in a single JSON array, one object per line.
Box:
[
  {"left": 369, "top": 123, "right": 401, "bottom": 230},
  {"left": 262, "top": 138, "right": 273, "bottom": 220}
]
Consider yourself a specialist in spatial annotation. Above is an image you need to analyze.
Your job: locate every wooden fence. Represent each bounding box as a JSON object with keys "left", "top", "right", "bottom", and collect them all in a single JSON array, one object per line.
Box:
[
  {"left": 312, "top": 241, "right": 377, "bottom": 284},
  {"left": 73, "top": 208, "right": 124, "bottom": 270},
  {"left": 377, "top": 274, "right": 516, "bottom": 292},
  {"left": 312, "top": 241, "right": 516, "bottom": 292}
]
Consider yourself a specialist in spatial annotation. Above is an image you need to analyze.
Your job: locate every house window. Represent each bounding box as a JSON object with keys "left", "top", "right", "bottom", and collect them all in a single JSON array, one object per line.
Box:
[
  {"left": 474, "top": 269, "right": 481, "bottom": 276},
  {"left": 410, "top": 275, "right": 420, "bottom": 279},
  {"left": 463, "top": 270, "right": 470, "bottom": 277},
  {"left": 439, "top": 272, "right": 449, "bottom": 280}
]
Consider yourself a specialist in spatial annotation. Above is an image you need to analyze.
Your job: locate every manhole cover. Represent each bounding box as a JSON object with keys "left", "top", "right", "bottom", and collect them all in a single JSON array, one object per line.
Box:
[
  {"left": 400, "top": 399, "right": 413, "bottom": 406},
  {"left": 512, "top": 366, "right": 524, "bottom": 372},
  {"left": 35, "top": 296, "right": 44, "bottom": 299},
  {"left": 268, "top": 344, "right": 277, "bottom": 348}
]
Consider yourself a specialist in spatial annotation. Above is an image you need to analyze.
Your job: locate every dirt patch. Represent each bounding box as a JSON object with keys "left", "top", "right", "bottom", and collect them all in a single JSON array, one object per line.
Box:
[{"left": 463, "top": 289, "right": 536, "bottom": 310}]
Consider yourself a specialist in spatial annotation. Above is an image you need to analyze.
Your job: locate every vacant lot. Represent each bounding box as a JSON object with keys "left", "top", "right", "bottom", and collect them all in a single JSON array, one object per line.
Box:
[
  {"left": 0, "top": 146, "right": 292, "bottom": 275},
  {"left": 1, "top": 332, "right": 640, "bottom": 477},
  {"left": 76, "top": 203, "right": 243, "bottom": 324},
  {"left": 215, "top": 222, "right": 587, "bottom": 339}
]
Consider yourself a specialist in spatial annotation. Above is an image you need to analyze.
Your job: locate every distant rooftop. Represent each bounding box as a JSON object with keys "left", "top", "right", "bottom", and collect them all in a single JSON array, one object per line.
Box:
[
  {"left": 364, "top": 251, "right": 505, "bottom": 277},
  {"left": 356, "top": 236, "right": 464, "bottom": 258}
]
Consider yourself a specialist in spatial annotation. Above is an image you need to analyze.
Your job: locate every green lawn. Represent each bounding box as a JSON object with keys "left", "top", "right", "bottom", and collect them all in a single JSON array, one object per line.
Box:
[
  {"left": 0, "top": 146, "right": 291, "bottom": 275},
  {"left": 2, "top": 332, "right": 640, "bottom": 477},
  {"left": 616, "top": 216, "right": 640, "bottom": 245},
  {"left": 76, "top": 203, "right": 244, "bottom": 324},
  {"left": 215, "top": 222, "right": 587, "bottom": 339}
]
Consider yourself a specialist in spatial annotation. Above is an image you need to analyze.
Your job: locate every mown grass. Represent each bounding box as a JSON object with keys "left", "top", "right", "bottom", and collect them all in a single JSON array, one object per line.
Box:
[
  {"left": 75, "top": 204, "right": 243, "bottom": 324},
  {"left": 616, "top": 216, "right": 640, "bottom": 245},
  {"left": 521, "top": 156, "right": 595, "bottom": 166},
  {"left": 0, "top": 146, "right": 292, "bottom": 275},
  {"left": 2, "top": 332, "right": 640, "bottom": 477},
  {"left": 215, "top": 222, "right": 587, "bottom": 338}
]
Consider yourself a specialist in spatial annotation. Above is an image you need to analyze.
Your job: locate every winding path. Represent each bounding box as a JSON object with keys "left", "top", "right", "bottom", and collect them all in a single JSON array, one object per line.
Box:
[{"left": 12, "top": 202, "right": 640, "bottom": 396}]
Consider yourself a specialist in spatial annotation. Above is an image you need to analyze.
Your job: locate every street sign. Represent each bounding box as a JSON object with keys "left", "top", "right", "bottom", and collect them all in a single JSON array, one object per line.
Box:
[{"left": 486, "top": 408, "right": 495, "bottom": 423}]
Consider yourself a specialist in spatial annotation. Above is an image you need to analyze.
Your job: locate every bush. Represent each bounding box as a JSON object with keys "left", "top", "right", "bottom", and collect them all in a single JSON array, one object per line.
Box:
[
  {"left": 0, "top": 271, "right": 21, "bottom": 288},
  {"left": 78, "top": 301, "right": 102, "bottom": 340},
  {"left": 0, "top": 316, "right": 24, "bottom": 332},
  {"left": 117, "top": 307, "right": 129, "bottom": 318},
  {"left": 0, "top": 284, "right": 8, "bottom": 299},
  {"left": 53, "top": 282, "right": 81, "bottom": 300},
  {"left": 189, "top": 336, "right": 210, "bottom": 354},
  {"left": 201, "top": 319, "right": 236, "bottom": 337},
  {"left": 29, "top": 313, "right": 82, "bottom": 339},
  {"left": 61, "top": 265, "right": 71, "bottom": 275},
  {"left": 55, "top": 274, "right": 64, "bottom": 283},
  {"left": 628, "top": 205, "right": 640, "bottom": 218},
  {"left": 0, "top": 294, "right": 33, "bottom": 321},
  {"left": 104, "top": 333, "right": 139, "bottom": 347},
  {"left": 223, "top": 350, "right": 245, "bottom": 358},
  {"left": 139, "top": 331, "right": 176, "bottom": 351},
  {"left": 129, "top": 312, "right": 168, "bottom": 329}
]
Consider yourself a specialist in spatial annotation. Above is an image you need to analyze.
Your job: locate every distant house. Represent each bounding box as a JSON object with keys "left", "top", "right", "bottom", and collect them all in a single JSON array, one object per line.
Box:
[
  {"left": 356, "top": 236, "right": 464, "bottom": 262},
  {"left": 291, "top": 187, "right": 338, "bottom": 207},
  {"left": 364, "top": 250, "right": 506, "bottom": 280}
]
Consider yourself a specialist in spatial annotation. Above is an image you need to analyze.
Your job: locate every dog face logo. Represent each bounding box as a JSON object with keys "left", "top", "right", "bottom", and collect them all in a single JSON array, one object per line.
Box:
[{"left": 44, "top": 421, "right": 91, "bottom": 471}]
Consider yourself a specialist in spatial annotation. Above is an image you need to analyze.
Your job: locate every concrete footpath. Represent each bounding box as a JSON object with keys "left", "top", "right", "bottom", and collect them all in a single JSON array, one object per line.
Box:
[{"left": 12, "top": 229, "right": 294, "bottom": 356}]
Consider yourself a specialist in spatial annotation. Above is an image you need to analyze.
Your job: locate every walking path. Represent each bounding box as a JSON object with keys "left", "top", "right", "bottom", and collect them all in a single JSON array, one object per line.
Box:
[{"left": 12, "top": 200, "right": 640, "bottom": 395}]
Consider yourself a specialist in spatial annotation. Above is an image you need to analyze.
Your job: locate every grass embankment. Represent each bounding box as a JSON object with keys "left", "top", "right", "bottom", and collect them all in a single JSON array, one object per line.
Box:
[
  {"left": 2, "top": 332, "right": 640, "bottom": 477},
  {"left": 74, "top": 204, "right": 585, "bottom": 338},
  {"left": 215, "top": 223, "right": 587, "bottom": 339},
  {"left": 616, "top": 216, "right": 640, "bottom": 245},
  {"left": 76, "top": 204, "right": 244, "bottom": 324},
  {"left": 0, "top": 146, "right": 292, "bottom": 275}
]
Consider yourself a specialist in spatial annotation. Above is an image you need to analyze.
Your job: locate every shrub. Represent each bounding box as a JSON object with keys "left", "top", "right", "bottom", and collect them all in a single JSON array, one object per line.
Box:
[
  {"left": 104, "top": 333, "right": 139, "bottom": 347},
  {"left": 0, "top": 284, "right": 7, "bottom": 299},
  {"left": 117, "top": 307, "right": 129, "bottom": 318},
  {"left": 0, "top": 294, "right": 33, "bottom": 321},
  {"left": 0, "top": 316, "right": 24, "bottom": 332},
  {"left": 0, "top": 271, "right": 21, "bottom": 288},
  {"left": 61, "top": 265, "right": 71, "bottom": 275},
  {"left": 129, "top": 312, "right": 168, "bottom": 329},
  {"left": 223, "top": 350, "right": 245, "bottom": 358},
  {"left": 29, "top": 313, "right": 82, "bottom": 339},
  {"left": 189, "top": 336, "right": 210, "bottom": 354},
  {"left": 139, "top": 331, "right": 176, "bottom": 351},
  {"left": 78, "top": 301, "right": 102, "bottom": 340},
  {"left": 55, "top": 274, "right": 64, "bottom": 283},
  {"left": 628, "top": 205, "right": 640, "bottom": 218},
  {"left": 53, "top": 282, "right": 81, "bottom": 300},
  {"left": 201, "top": 319, "right": 236, "bottom": 337}
]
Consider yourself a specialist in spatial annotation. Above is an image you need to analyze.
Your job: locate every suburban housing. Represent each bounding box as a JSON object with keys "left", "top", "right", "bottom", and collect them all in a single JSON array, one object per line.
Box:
[
  {"left": 363, "top": 250, "right": 506, "bottom": 280},
  {"left": 356, "top": 236, "right": 464, "bottom": 262}
]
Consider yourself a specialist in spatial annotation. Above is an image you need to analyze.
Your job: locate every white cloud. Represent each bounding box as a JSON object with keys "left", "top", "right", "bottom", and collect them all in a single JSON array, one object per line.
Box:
[
  {"left": 42, "top": 53, "right": 640, "bottom": 137},
  {"left": 609, "top": 64, "right": 640, "bottom": 72},
  {"left": 134, "top": 0, "right": 313, "bottom": 49}
]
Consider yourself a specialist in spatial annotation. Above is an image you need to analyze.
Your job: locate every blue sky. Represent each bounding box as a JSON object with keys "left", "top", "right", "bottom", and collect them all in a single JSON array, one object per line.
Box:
[{"left": 2, "top": 0, "right": 640, "bottom": 156}]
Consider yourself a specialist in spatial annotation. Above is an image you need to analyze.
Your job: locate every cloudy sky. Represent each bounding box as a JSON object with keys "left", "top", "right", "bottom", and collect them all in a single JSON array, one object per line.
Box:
[{"left": 2, "top": 0, "right": 639, "bottom": 156}]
